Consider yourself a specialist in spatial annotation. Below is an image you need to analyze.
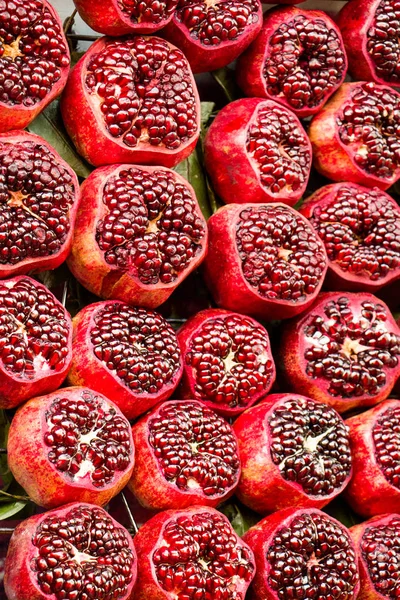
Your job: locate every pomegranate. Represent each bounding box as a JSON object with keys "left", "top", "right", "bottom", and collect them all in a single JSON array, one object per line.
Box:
[
  {"left": 4, "top": 502, "right": 137, "bottom": 600},
  {"left": 133, "top": 506, "right": 255, "bottom": 599},
  {"left": 280, "top": 292, "right": 400, "bottom": 414},
  {"left": 233, "top": 393, "right": 352, "bottom": 514},
  {"left": 177, "top": 308, "right": 275, "bottom": 416},
  {"left": 337, "top": 0, "right": 400, "bottom": 86},
  {"left": 67, "top": 165, "right": 207, "bottom": 309},
  {"left": 309, "top": 81, "right": 400, "bottom": 190},
  {"left": 0, "top": 275, "right": 72, "bottom": 409},
  {"left": 350, "top": 514, "right": 400, "bottom": 599},
  {"left": 236, "top": 6, "right": 347, "bottom": 118},
  {"left": 162, "top": 0, "right": 262, "bottom": 74},
  {"left": 61, "top": 36, "right": 200, "bottom": 168},
  {"left": 8, "top": 387, "right": 135, "bottom": 509},
  {"left": 243, "top": 507, "right": 360, "bottom": 600},
  {"left": 73, "top": 0, "right": 178, "bottom": 35},
  {"left": 0, "top": 130, "right": 80, "bottom": 278},
  {"left": 0, "top": 0, "right": 70, "bottom": 132},
  {"left": 67, "top": 300, "right": 183, "bottom": 420},
  {"left": 128, "top": 400, "right": 240, "bottom": 510},
  {"left": 203, "top": 203, "right": 328, "bottom": 321},
  {"left": 204, "top": 98, "right": 312, "bottom": 206}
]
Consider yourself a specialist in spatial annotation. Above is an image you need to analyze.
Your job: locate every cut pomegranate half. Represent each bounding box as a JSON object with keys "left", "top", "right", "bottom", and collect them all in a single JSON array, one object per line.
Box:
[
  {"left": 61, "top": 36, "right": 200, "bottom": 168},
  {"left": 0, "top": 0, "right": 70, "bottom": 132},
  {"left": 281, "top": 292, "right": 400, "bottom": 413},
  {"left": 309, "top": 81, "right": 400, "bottom": 190},
  {"left": 133, "top": 506, "right": 255, "bottom": 599},
  {"left": 233, "top": 393, "right": 352, "bottom": 514},
  {"left": 67, "top": 164, "right": 208, "bottom": 309},
  {"left": 0, "top": 275, "right": 72, "bottom": 409},
  {"left": 177, "top": 308, "right": 276, "bottom": 416},
  {"left": 243, "top": 507, "right": 360, "bottom": 600},
  {"left": 204, "top": 98, "right": 312, "bottom": 206},
  {"left": 204, "top": 203, "right": 327, "bottom": 321},
  {"left": 128, "top": 400, "right": 240, "bottom": 510},
  {"left": 67, "top": 300, "right": 183, "bottom": 421},
  {"left": 4, "top": 503, "right": 137, "bottom": 600}
]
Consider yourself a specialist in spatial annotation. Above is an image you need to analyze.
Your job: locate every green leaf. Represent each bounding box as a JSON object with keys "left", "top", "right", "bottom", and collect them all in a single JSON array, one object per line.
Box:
[
  {"left": 211, "top": 67, "right": 242, "bottom": 104},
  {"left": 200, "top": 102, "right": 216, "bottom": 128},
  {"left": 175, "top": 148, "right": 211, "bottom": 219},
  {"left": 0, "top": 411, "right": 12, "bottom": 492},
  {"left": 0, "top": 501, "right": 27, "bottom": 520},
  {"left": 324, "top": 498, "right": 361, "bottom": 529},
  {"left": 220, "top": 502, "right": 259, "bottom": 537}
]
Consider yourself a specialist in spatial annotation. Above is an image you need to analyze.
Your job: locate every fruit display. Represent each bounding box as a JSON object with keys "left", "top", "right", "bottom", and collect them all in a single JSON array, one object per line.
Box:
[{"left": 0, "top": 0, "right": 400, "bottom": 597}]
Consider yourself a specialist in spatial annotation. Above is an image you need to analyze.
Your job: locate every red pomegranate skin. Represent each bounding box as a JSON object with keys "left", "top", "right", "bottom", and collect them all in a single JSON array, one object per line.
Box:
[
  {"left": 0, "top": 0, "right": 70, "bottom": 132},
  {"left": 299, "top": 182, "right": 400, "bottom": 293},
  {"left": 66, "top": 164, "right": 208, "bottom": 309},
  {"left": 133, "top": 506, "right": 255, "bottom": 600},
  {"left": 4, "top": 502, "right": 137, "bottom": 600},
  {"left": 309, "top": 81, "right": 400, "bottom": 190},
  {"left": 203, "top": 203, "right": 328, "bottom": 321},
  {"left": 280, "top": 292, "right": 400, "bottom": 414},
  {"left": 7, "top": 387, "right": 135, "bottom": 509},
  {"left": 204, "top": 98, "right": 312, "bottom": 206},
  {"left": 233, "top": 393, "right": 352, "bottom": 514},
  {"left": 243, "top": 507, "right": 360, "bottom": 600},
  {"left": 61, "top": 36, "right": 200, "bottom": 168}
]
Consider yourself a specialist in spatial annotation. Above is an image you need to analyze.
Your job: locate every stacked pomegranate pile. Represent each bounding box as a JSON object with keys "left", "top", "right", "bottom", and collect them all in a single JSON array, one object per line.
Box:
[{"left": 0, "top": 0, "right": 399, "bottom": 598}]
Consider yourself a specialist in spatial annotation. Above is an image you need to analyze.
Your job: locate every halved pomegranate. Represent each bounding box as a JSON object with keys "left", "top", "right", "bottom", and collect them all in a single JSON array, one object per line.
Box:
[
  {"left": 128, "top": 400, "right": 240, "bottom": 510},
  {"left": 133, "top": 506, "right": 255, "bottom": 599},
  {"left": 309, "top": 81, "right": 400, "bottom": 190},
  {"left": 236, "top": 6, "right": 347, "bottom": 118},
  {"left": 8, "top": 387, "right": 135, "bottom": 509},
  {"left": 73, "top": 0, "right": 178, "bottom": 35},
  {"left": 67, "top": 165, "right": 207, "bottom": 309},
  {"left": 280, "top": 292, "right": 400, "bottom": 413},
  {"left": 177, "top": 308, "right": 275, "bottom": 416},
  {"left": 4, "top": 503, "right": 137, "bottom": 600},
  {"left": 162, "top": 0, "right": 262, "bottom": 74},
  {"left": 67, "top": 300, "right": 183, "bottom": 421},
  {"left": 0, "top": 130, "right": 80, "bottom": 278},
  {"left": 243, "top": 507, "right": 360, "bottom": 600},
  {"left": 204, "top": 98, "right": 312, "bottom": 206},
  {"left": 61, "top": 36, "right": 200, "bottom": 168},
  {"left": 0, "top": 275, "right": 72, "bottom": 409},
  {"left": 233, "top": 393, "right": 352, "bottom": 514},
  {"left": 0, "top": 0, "right": 70, "bottom": 132},
  {"left": 203, "top": 203, "right": 328, "bottom": 321},
  {"left": 300, "top": 183, "right": 400, "bottom": 293}
]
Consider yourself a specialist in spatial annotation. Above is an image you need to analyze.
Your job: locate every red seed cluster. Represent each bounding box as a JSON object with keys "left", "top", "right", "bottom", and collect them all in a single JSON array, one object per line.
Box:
[
  {"left": 367, "top": 0, "right": 400, "bottom": 83},
  {"left": 118, "top": 0, "right": 178, "bottom": 25},
  {"left": 373, "top": 404, "right": 400, "bottom": 488},
  {"left": 361, "top": 516, "right": 400, "bottom": 598}
]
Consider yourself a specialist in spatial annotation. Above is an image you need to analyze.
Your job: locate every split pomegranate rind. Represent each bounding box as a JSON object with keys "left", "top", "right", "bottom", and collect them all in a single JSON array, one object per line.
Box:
[
  {"left": 4, "top": 503, "right": 137, "bottom": 600},
  {"left": 61, "top": 36, "right": 201, "bottom": 168},
  {"left": 67, "top": 164, "right": 208, "bottom": 309},
  {"left": 0, "top": 0, "right": 70, "bottom": 132}
]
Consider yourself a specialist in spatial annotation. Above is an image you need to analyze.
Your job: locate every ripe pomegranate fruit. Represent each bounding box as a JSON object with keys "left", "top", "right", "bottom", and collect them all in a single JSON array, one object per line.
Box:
[
  {"left": 236, "top": 6, "right": 347, "bottom": 118},
  {"left": 133, "top": 506, "right": 255, "bottom": 599},
  {"left": 204, "top": 98, "right": 312, "bottom": 206},
  {"left": 350, "top": 514, "right": 400, "bottom": 599},
  {"left": 73, "top": 0, "right": 178, "bottom": 35},
  {"left": 8, "top": 387, "right": 135, "bottom": 509},
  {"left": 61, "top": 36, "right": 200, "bottom": 168},
  {"left": 67, "top": 165, "right": 207, "bottom": 309},
  {"left": 162, "top": 0, "right": 262, "bottom": 74},
  {"left": 128, "top": 400, "right": 240, "bottom": 510},
  {"left": 67, "top": 300, "right": 183, "bottom": 420},
  {"left": 233, "top": 393, "right": 352, "bottom": 514},
  {"left": 309, "top": 81, "right": 400, "bottom": 190},
  {"left": 0, "top": 275, "right": 72, "bottom": 409},
  {"left": 4, "top": 502, "right": 137, "bottom": 600},
  {"left": 337, "top": 0, "right": 400, "bottom": 86},
  {"left": 177, "top": 308, "right": 275, "bottom": 416},
  {"left": 203, "top": 203, "right": 328, "bottom": 321},
  {"left": 0, "top": 0, "right": 70, "bottom": 132},
  {"left": 300, "top": 182, "right": 400, "bottom": 293},
  {"left": 281, "top": 292, "right": 400, "bottom": 414},
  {"left": 243, "top": 507, "right": 360, "bottom": 600},
  {"left": 0, "top": 130, "right": 80, "bottom": 278}
]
